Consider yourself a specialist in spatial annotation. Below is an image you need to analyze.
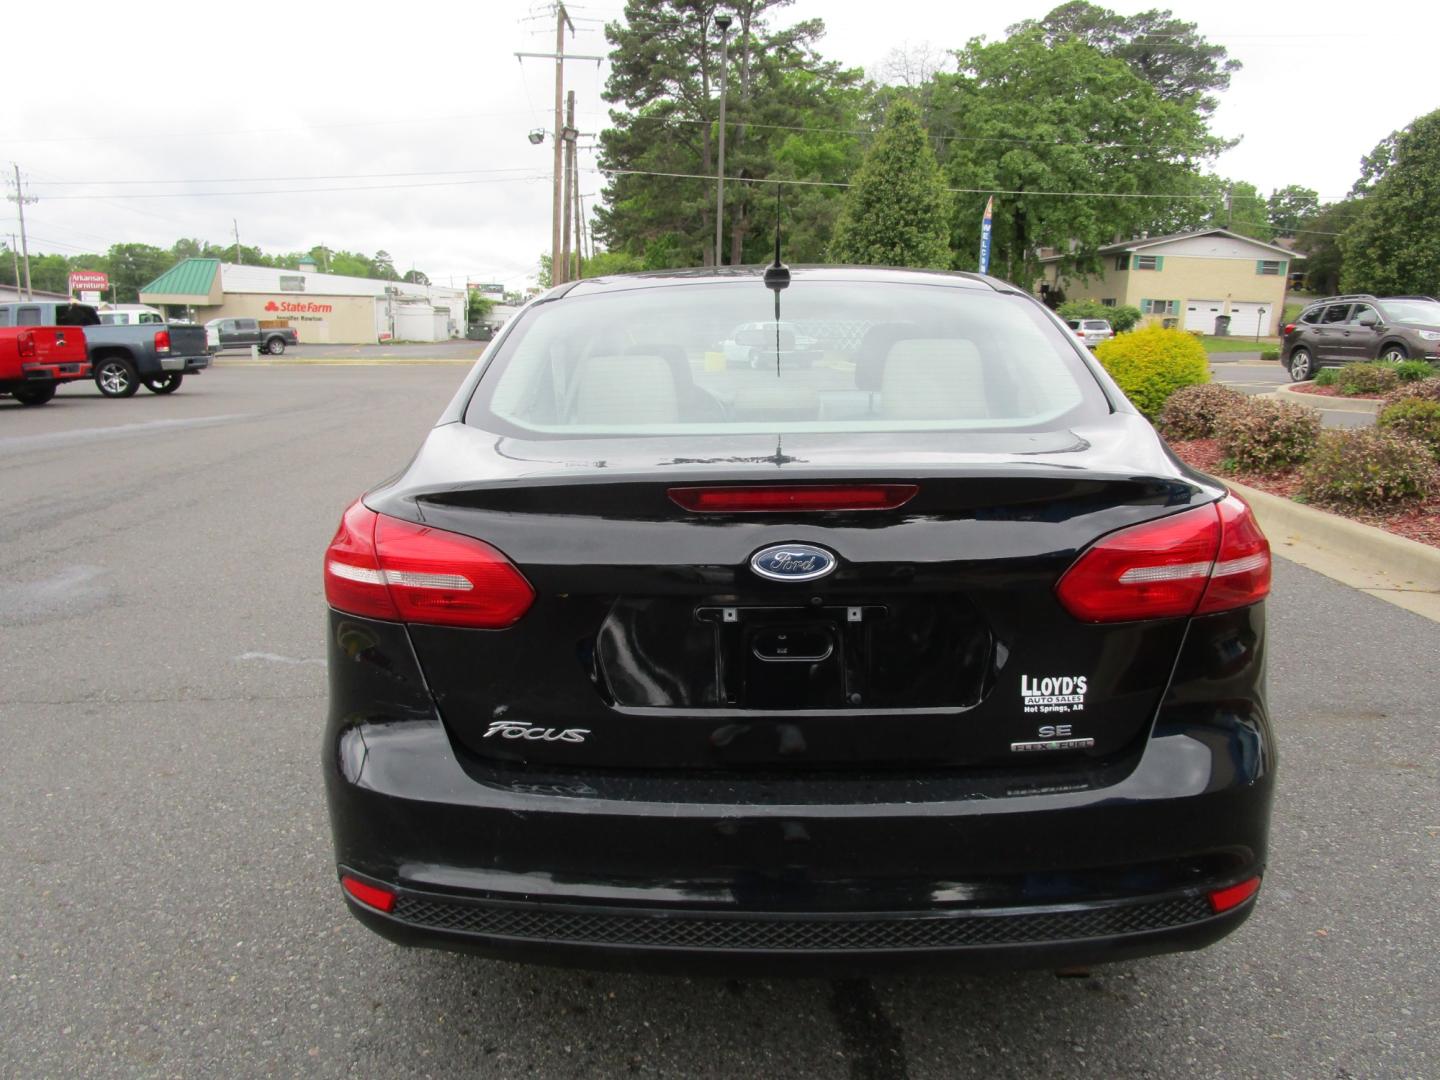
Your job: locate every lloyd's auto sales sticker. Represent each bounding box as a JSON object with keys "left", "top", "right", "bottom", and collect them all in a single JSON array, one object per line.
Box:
[{"left": 1020, "top": 674, "right": 1087, "bottom": 715}]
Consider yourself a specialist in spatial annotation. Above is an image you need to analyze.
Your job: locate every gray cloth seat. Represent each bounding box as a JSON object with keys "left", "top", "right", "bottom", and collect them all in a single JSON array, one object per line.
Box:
[
  {"left": 569, "top": 354, "right": 680, "bottom": 424},
  {"left": 879, "top": 338, "right": 989, "bottom": 420}
]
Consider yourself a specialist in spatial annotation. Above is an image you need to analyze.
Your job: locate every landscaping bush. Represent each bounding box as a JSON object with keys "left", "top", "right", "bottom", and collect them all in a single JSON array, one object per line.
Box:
[
  {"left": 1395, "top": 359, "right": 1436, "bottom": 383},
  {"left": 1057, "top": 299, "right": 1142, "bottom": 333},
  {"left": 1094, "top": 325, "right": 1210, "bottom": 419},
  {"left": 1214, "top": 398, "right": 1321, "bottom": 473},
  {"left": 1381, "top": 377, "right": 1440, "bottom": 409},
  {"left": 1260, "top": 347, "right": 1280, "bottom": 362},
  {"left": 1298, "top": 428, "right": 1435, "bottom": 509},
  {"left": 1158, "top": 383, "right": 1249, "bottom": 440},
  {"left": 1334, "top": 362, "right": 1400, "bottom": 396},
  {"left": 1314, "top": 368, "right": 1339, "bottom": 387},
  {"left": 1378, "top": 398, "right": 1440, "bottom": 460}
]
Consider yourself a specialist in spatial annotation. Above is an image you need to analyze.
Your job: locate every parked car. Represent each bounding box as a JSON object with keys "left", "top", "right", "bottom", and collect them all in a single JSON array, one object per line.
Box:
[
  {"left": 0, "top": 301, "right": 209, "bottom": 397},
  {"left": 0, "top": 324, "right": 90, "bottom": 406},
  {"left": 1280, "top": 294, "right": 1440, "bottom": 381},
  {"left": 205, "top": 317, "right": 298, "bottom": 356},
  {"left": 1064, "top": 318, "right": 1115, "bottom": 348},
  {"left": 720, "top": 320, "right": 820, "bottom": 368},
  {"left": 96, "top": 304, "right": 165, "bottom": 326},
  {"left": 322, "top": 266, "right": 1275, "bottom": 973}
]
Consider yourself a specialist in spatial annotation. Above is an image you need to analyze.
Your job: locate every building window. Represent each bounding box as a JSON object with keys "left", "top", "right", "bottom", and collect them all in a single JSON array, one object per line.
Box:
[
  {"left": 1114, "top": 255, "right": 1129, "bottom": 271},
  {"left": 1256, "top": 259, "right": 1285, "bottom": 275},
  {"left": 1100, "top": 298, "right": 1117, "bottom": 307},
  {"left": 1140, "top": 299, "right": 1178, "bottom": 315},
  {"left": 1134, "top": 255, "right": 1163, "bottom": 271}
]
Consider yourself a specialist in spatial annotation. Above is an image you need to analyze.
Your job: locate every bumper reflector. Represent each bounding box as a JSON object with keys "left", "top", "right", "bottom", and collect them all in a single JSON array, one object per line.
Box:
[
  {"left": 1207, "top": 876, "right": 1261, "bottom": 914},
  {"left": 341, "top": 875, "right": 397, "bottom": 913}
]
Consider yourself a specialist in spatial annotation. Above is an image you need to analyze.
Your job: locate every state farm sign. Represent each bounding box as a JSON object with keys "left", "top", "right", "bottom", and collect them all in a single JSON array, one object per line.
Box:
[
  {"left": 69, "top": 270, "right": 109, "bottom": 294},
  {"left": 262, "top": 298, "right": 332, "bottom": 323}
]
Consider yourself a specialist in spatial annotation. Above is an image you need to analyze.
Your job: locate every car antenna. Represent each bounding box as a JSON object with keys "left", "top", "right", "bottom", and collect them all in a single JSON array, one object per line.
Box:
[{"left": 764, "top": 187, "right": 788, "bottom": 374}]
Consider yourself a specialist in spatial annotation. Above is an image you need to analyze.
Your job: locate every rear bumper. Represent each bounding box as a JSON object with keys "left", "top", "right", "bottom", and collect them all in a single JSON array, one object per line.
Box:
[
  {"left": 160, "top": 353, "right": 211, "bottom": 373},
  {"left": 325, "top": 702, "right": 1273, "bottom": 973}
]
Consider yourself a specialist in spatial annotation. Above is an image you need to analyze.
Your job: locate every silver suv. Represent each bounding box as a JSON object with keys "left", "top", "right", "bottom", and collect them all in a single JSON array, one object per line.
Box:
[
  {"left": 1065, "top": 318, "right": 1114, "bottom": 349},
  {"left": 1281, "top": 294, "right": 1440, "bottom": 381}
]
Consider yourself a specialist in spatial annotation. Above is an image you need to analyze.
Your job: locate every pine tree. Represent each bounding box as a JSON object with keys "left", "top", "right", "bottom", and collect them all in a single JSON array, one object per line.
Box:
[{"left": 828, "top": 98, "right": 951, "bottom": 269}]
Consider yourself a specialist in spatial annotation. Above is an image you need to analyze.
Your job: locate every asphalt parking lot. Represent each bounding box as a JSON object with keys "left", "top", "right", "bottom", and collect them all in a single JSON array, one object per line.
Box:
[{"left": 2, "top": 367, "right": 1436, "bottom": 1078}]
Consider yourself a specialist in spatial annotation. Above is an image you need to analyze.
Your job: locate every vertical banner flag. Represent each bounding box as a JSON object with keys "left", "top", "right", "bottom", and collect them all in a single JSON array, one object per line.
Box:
[{"left": 978, "top": 196, "right": 994, "bottom": 274}]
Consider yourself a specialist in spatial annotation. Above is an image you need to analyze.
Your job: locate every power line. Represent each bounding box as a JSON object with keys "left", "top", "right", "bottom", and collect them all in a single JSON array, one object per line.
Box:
[
  {"left": 37, "top": 175, "right": 550, "bottom": 201},
  {"left": 32, "top": 166, "right": 542, "bottom": 187}
]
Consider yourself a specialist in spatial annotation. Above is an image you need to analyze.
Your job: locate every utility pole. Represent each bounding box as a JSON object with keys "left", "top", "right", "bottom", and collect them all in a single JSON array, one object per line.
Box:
[
  {"left": 714, "top": 14, "right": 733, "bottom": 267},
  {"left": 9, "top": 234, "right": 19, "bottom": 295},
  {"left": 233, "top": 218, "right": 243, "bottom": 265},
  {"left": 563, "top": 90, "right": 578, "bottom": 283},
  {"left": 8, "top": 165, "right": 37, "bottom": 299},
  {"left": 551, "top": 4, "right": 572, "bottom": 285}
]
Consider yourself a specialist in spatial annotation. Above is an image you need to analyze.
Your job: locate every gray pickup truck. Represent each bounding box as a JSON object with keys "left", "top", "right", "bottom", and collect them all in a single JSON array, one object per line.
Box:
[
  {"left": 0, "top": 301, "right": 210, "bottom": 397},
  {"left": 205, "top": 316, "right": 299, "bottom": 356}
]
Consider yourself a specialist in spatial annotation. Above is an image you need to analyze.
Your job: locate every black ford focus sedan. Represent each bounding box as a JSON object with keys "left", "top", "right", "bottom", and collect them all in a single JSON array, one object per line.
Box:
[{"left": 322, "top": 266, "right": 1274, "bottom": 973}]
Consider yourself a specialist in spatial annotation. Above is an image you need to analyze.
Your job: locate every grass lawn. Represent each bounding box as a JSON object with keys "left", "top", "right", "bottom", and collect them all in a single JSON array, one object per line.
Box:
[{"left": 1201, "top": 335, "right": 1280, "bottom": 353}]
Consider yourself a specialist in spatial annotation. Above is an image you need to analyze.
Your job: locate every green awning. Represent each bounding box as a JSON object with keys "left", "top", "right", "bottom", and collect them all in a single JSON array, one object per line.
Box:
[{"left": 139, "top": 258, "right": 220, "bottom": 301}]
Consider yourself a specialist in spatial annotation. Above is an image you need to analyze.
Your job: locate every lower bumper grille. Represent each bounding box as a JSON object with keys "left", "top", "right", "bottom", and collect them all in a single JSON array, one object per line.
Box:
[{"left": 389, "top": 894, "right": 1213, "bottom": 952}]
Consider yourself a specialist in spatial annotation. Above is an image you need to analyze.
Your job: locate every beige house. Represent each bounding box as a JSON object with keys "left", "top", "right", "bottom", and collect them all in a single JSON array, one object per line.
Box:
[{"left": 1037, "top": 229, "right": 1301, "bottom": 337}]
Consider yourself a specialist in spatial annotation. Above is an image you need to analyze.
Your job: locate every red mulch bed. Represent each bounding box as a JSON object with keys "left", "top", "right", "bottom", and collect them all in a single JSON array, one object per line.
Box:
[
  {"left": 1171, "top": 438, "right": 1440, "bottom": 549},
  {"left": 1289, "top": 383, "right": 1386, "bottom": 400}
]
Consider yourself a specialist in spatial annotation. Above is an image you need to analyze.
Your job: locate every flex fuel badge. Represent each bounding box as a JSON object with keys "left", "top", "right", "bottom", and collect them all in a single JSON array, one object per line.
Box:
[{"left": 1012, "top": 675, "right": 1095, "bottom": 753}]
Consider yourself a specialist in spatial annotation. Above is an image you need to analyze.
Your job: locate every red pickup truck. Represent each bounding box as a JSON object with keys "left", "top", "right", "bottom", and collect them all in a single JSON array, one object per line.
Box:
[{"left": 0, "top": 325, "right": 91, "bottom": 406}]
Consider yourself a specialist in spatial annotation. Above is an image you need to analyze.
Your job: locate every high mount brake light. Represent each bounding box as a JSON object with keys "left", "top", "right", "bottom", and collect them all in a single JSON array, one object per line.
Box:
[
  {"left": 323, "top": 500, "right": 534, "bottom": 628},
  {"left": 669, "top": 484, "right": 918, "bottom": 513},
  {"left": 1055, "top": 495, "right": 1270, "bottom": 623}
]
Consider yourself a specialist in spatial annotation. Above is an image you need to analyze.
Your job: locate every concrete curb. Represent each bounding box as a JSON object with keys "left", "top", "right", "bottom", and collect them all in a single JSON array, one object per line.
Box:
[
  {"left": 1220, "top": 476, "right": 1440, "bottom": 622},
  {"left": 1275, "top": 382, "right": 1382, "bottom": 414},
  {"left": 214, "top": 357, "right": 476, "bottom": 367}
]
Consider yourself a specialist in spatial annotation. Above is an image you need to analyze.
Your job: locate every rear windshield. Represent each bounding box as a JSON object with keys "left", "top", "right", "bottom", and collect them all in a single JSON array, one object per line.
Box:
[
  {"left": 1082, "top": 320, "right": 1110, "bottom": 329},
  {"left": 466, "top": 280, "right": 1110, "bottom": 437}
]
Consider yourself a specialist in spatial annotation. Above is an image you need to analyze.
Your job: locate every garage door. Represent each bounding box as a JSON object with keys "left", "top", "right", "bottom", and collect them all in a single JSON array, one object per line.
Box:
[
  {"left": 1184, "top": 300, "right": 1224, "bottom": 333},
  {"left": 1225, "top": 302, "right": 1269, "bottom": 337}
]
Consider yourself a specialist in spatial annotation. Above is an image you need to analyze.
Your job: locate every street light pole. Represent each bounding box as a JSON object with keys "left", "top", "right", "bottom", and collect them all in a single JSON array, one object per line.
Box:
[{"left": 714, "top": 13, "right": 732, "bottom": 268}]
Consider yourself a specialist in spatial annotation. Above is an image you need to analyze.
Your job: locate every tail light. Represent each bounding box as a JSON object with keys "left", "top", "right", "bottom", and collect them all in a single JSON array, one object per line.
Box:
[
  {"left": 1282, "top": 323, "right": 1296, "bottom": 336},
  {"left": 154, "top": 330, "right": 171, "bottom": 354},
  {"left": 340, "top": 875, "right": 396, "bottom": 913},
  {"left": 324, "top": 499, "right": 534, "bottom": 628},
  {"left": 16, "top": 329, "right": 35, "bottom": 359},
  {"left": 1208, "top": 876, "right": 1261, "bottom": 913},
  {"left": 1055, "top": 495, "right": 1270, "bottom": 622},
  {"left": 669, "top": 484, "right": 918, "bottom": 513}
]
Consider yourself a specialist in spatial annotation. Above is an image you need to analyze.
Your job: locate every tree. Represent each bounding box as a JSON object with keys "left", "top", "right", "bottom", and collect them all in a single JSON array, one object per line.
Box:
[
  {"left": 932, "top": 29, "right": 1224, "bottom": 286},
  {"left": 1339, "top": 110, "right": 1440, "bottom": 296},
  {"left": 536, "top": 253, "right": 552, "bottom": 289},
  {"left": 828, "top": 98, "right": 950, "bottom": 268},
  {"left": 1211, "top": 180, "right": 1273, "bottom": 241},
  {"left": 1008, "top": 2, "right": 1240, "bottom": 114},
  {"left": 403, "top": 269, "right": 430, "bottom": 286},
  {"left": 372, "top": 250, "right": 397, "bottom": 280},
  {"left": 1292, "top": 199, "right": 1362, "bottom": 295},
  {"left": 596, "top": 0, "right": 863, "bottom": 268},
  {"left": 466, "top": 290, "right": 494, "bottom": 325},
  {"left": 581, "top": 250, "right": 647, "bottom": 277},
  {"left": 1267, "top": 184, "right": 1319, "bottom": 239}
]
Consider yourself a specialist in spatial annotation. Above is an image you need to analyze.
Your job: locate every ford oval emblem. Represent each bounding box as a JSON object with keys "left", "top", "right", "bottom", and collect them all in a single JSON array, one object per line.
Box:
[{"left": 750, "top": 543, "right": 837, "bottom": 583}]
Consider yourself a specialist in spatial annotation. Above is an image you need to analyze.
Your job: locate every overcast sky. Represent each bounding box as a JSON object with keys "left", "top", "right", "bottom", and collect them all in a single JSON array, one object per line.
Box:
[{"left": 6, "top": 1, "right": 1435, "bottom": 290}]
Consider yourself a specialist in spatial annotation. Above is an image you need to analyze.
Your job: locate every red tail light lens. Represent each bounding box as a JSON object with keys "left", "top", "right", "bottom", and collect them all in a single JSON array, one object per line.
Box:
[
  {"left": 669, "top": 484, "right": 918, "bottom": 513},
  {"left": 1196, "top": 495, "right": 1271, "bottom": 614},
  {"left": 17, "top": 330, "right": 35, "bottom": 358},
  {"left": 154, "top": 330, "right": 171, "bottom": 353},
  {"left": 340, "top": 874, "right": 396, "bottom": 913},
  {"left": 1282, "top": 323, "right": 1296, "bottom": 336},
  {"left": 1056, "top": 497, "right": 1270, "bottom": 623},
  {"left": 324, "top": 499, "right": 534, "bottom": 628},
  {"left": 1056, "top": 505, "right": 1220, "bottom": 621},
  {"left": 1208, "top": 875, "right": 1261, "bottom": 913}
]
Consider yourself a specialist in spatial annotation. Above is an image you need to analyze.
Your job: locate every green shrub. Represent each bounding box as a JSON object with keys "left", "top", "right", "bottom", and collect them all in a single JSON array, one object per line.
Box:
[
  {"left": 1215, "top": 398, "right": 1321, "bottom": 473},
  {"left": 1334, "top": 362, "right": 1400, "bottom": 396},
  {"left": 1158, "top": 383, "right": 1249, "bottom": 440},
  {"left": 1057, "top": 299, "right": 1142, "bottom": 333},
  {"left": 1378, "top": 398, "right": 1440, "bottom": 460},
  {"left": 1094, "top": 325, "right": 1210, "bottom": 419},
  {"left": 1260, "top": 347, "right": 1280, "bottom": 362},
  {"left": 1298, "top": 429, "right": 1435, "bottom": 509},
  {"left": 1381, "top": 377, "right": 1440, "bottom": 409},
  {"left": 1395, "top": 359, "right": 1435, "bottom": 383},
  {"left": 1314, "top": 368, "right": 1339, "bottom": 387}
]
